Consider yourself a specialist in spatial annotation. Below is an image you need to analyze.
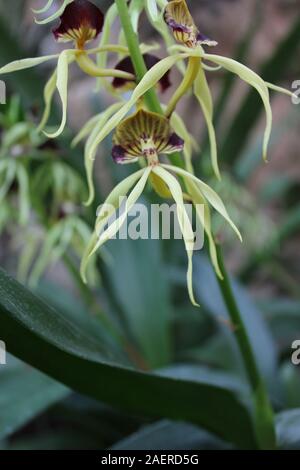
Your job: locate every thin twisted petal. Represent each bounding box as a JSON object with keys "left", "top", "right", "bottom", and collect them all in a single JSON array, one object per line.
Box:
[
  {"left": 44, "top": 50, "right": 74, "bottom": 139},
  {"left": 153, "top": 165, "right": 199, "bottom": 307},
  {"left": 32, "top": 0, "right": 55, "bottom": 14},
  {"left": 80, "top": 168, "right": 150, "bottom": 282},
  {"left": 84, "top": 102, "right": 126, "bottom": 206},
  {"left": 194, "top": 63, "right": 220, "bottom": 180},
  {"left": 161, "top": 164, "right": 242, "bottom": 242},
  {"left": 202, "top": 53, "right": 272, "bottom": 162},
  {"left": 0, "top": 54, "right": 59, "bottom": 74},
  {"left": 34, "top": 0, "right": 73, "bottom": 24}
]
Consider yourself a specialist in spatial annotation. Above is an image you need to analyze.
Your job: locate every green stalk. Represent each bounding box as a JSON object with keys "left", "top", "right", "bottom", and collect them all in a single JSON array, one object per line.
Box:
[
  {"left": 115, "top": 0, "right": 277, "bottom": 448},
  {"left": 115, "top": 0, "right": 162, "bottom": 114},
  {"left": 115, "top": 0, "right": 183, "bottom": 168},
  {"left": 215, "top": 244, "right": 276, "bottom": 449}
]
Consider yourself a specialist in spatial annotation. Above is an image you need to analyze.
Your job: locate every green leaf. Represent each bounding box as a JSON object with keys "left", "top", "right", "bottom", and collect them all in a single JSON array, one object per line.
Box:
[
  {"left": 276, "top": 410, "right": 300, "bottom": 450},
  {"left": 194, "top": 255, "right": 278, "bottom": 385},
  {"left": 105, "top": 234, "right": 172, "bottom": 368},
  {"left": 0, "top": 361, "right": 68, "bottom": 440},
  {"left": 111, "top": 420, "right": 230, "bottom": 450},
  {"left": 0, "top": 267, "right": 256, "bottom": 449}
]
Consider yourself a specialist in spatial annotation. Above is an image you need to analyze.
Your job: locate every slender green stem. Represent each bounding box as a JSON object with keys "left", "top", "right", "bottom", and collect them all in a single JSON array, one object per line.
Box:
[
  {"left": 115, "top": 0, "right": 162, "bottom": 114},
  {"left": 115, "top": 0, "right": 183, "bottom": 168},
  {"left": 215, "top": 244, "right": 276, "bottom": 449}
]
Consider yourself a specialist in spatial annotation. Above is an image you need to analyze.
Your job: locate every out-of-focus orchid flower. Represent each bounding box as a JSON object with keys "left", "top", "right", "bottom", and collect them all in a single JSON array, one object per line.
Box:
[{"left": 0, "top": 1, "right": 134, "bottom": 138}]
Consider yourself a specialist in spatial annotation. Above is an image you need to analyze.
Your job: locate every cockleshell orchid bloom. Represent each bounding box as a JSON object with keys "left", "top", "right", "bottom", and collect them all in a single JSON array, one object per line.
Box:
[
  {"left": 85, "top": 0, "right": 294, "bottom": 186},
  {"left": 0, "top": 0, "right": 134, "bottom": 139},
  {"left": 80, "top": 109, "right": 241, "bottom": 306},
  {"left": 162, "top": 0, "right": 295, "bottom": 180}
]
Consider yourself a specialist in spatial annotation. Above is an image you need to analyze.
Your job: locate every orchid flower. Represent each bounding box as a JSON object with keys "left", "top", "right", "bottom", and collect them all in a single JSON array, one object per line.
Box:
[
  {"left": 88, "top": 0, "right": 294, "bottom": 183},
  {"left": 81, "top": 109, "right": 241, "bottom": 306},
  {"left": 0, "top": 0, "right": 135, "bottom": 138}
]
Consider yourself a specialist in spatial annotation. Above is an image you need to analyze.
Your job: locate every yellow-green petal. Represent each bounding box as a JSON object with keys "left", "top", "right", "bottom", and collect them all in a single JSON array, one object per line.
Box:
[
  {"left": 0, "top": 54, "right": 59, "bottom": 75},
  {"left": 153, "top": 165, "right": 198, "bottom": 307},
  {"left": 80, "top": 167, "right": 149, "bottom": 282},
  {"left": 194, "top": 63, "right": 220, "bottom": 180},
  {"left": 44, "top": 50, "right": 72, "bottom": 139},
  {"left": 161, "top": 164, "right": 242, "bottom": 242},
  {"left": 202, "top": 53, "right": 272, "bottom": 162},
  {"left": 84, "top": 101, "right": 126, "bottom": 206}
]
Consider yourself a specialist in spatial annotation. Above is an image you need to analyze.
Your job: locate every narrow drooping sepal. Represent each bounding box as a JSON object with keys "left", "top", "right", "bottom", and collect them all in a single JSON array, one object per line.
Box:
[
  {"left": 163, "top": 0, "right": 217, "bottom": 48},
  {"left": 112, "top": 54, "right": 171, "bottom": 92},
  {"left": 112, "top": 109, "right": 184, "bottom": 164},
  {"left": 53, "top": 0, "right": 104, "bottom": 48}
]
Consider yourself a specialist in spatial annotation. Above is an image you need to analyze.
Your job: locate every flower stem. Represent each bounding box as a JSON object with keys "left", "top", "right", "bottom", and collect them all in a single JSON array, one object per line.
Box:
[
  {"left": 115, "top": 0, "right": 162, "bottom": 114},
  {"left": 215, "top": 244, "right": 277, "bottom": 449},
  {"left": 115, "top": 0, "right": 183, "bottom": 168}
]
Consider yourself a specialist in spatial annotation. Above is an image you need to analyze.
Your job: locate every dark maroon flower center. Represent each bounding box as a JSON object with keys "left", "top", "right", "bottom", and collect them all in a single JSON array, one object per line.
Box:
[{"left": 53, "top": 0, "right": 104, "bottom": 48}]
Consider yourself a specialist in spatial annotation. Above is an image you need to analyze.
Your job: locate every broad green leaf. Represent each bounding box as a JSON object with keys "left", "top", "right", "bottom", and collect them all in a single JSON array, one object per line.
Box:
[
  {"left": 194, "top": 255, "right": 278, "bottom": 386},
  {"left": 0, "top": 268, "right": 256, "bottom": 448},
  {"left": 161, "top": 164, "right": 242, "bottom": 241},
  {"left": 276, "top": 410, "right": 300, "bottom": 450},
  {"left": 194, "top": 64, "right": 220, "bottom": 179},
  {"left": 202, "top": 52, "right": 272, "bottom": 163},
  {"left": 111, "top": 419, "right": 229, "bottom": 450},
  {"left": 104, "top": 233, "right": 172, "bottom": 368},
  {"left": 279, "top": 363, "right": 300, "bottom": 409},
  {"left": 0, "top": 54, "right": 58, "bottom": 74},
  {"left": 0, "top": 362, "right": 68, "bottom": 440},
  {"left": 153, "top": 166, "right": 198, "bottom": 306}
]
